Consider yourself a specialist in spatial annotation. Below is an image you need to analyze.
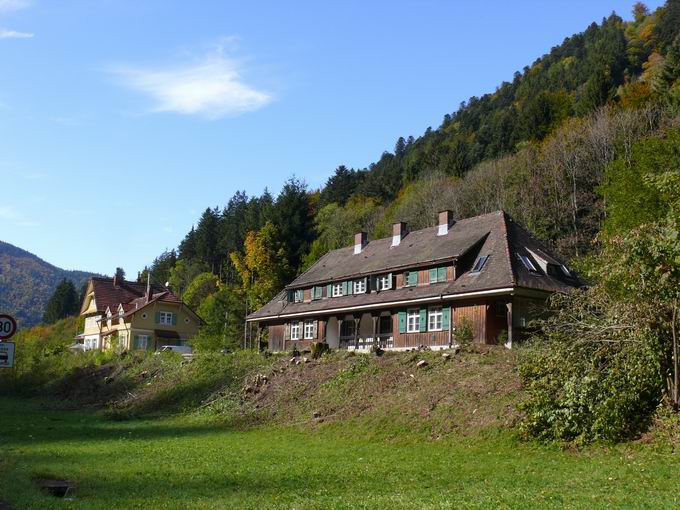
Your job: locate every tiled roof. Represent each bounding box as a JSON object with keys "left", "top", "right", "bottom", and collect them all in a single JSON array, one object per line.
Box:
[
  {"left": 248, "top": 211, "right": 584, "bottom": 321},
  {"left": 88, "top": 277, "right": 181, "bottom": 315}
]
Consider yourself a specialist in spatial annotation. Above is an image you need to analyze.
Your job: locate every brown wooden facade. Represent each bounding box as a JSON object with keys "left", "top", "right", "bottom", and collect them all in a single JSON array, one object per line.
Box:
[{"left": 265, "top": 296, "right": 541, "bottom": 352}]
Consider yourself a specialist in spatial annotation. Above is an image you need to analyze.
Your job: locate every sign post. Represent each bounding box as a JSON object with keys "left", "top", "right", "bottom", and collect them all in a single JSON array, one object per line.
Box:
[{"left": 0, "top": 314, "right": 17, "bottom": 369}]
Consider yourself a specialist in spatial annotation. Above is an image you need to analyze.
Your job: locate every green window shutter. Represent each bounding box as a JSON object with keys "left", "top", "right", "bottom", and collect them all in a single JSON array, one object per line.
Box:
[
  {"left": 438, "top": 266, "right": 446, "bottom": 282},
  {"left": 370, "top": 275, "right": 377, "bottom": 291},
  {"left": 155, "top": 311, "right": 160, "bottom": 324},
  {"left": 398, "top": 311, "right": 406, "bottom": 333},
  {"left": 317, "top": 287, "right": 323, "bottom": 300},
  {"left": 442, "top": 307, "right": 450, "bottom": 330},
  {"left": 362, "top": 277, "right": 368, "bottom": 293},
  {"left": 429, "top": 268, "right": 437, "bottom": 283},
  {"left": 326, "top": 284, "right": 332, "bottom": 297},
  {"left": 407, "top": 271, "right": 418, "bottom": 286},
  {"left": 171, "top": 313, "right": 177, "bottom": 326},
  {"left": 419, "top": 308, "right": 427, "bottom": 332},
  {"left": 387, "top": 273, "right": 393, "bottom": 289},
  {"left": 133, "top": 335, "right": 139, "bottom": 349},
  {"left": 347, "top": 280, "right": 353, "bottom": 295}
]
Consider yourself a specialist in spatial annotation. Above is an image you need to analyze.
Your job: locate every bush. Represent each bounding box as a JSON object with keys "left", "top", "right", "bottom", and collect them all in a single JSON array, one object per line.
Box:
[
  {"left": 519, "top": 291, "right": 665, "bottom": 444},
  {"left": 454, "top": 317, "right": 474, "bottom": 347},
  {"left": 311, "top": 341, "right": 329, "bottom": 359}
]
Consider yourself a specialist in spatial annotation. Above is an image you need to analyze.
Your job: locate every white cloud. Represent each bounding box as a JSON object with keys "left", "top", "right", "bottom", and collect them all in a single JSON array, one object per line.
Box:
[
  {"left": 112, "top": 50, "right": 272, "bottom": 119},
  {"left": 0, "top": 28, "right": 33, "bottom": 39},
  {"left": 0, "top": 0, "right": 30, "bottom": 12}
]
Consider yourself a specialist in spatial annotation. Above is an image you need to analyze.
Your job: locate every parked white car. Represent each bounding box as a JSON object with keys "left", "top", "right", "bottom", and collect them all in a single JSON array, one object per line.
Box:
[{"left": 157, "top": 345, "right": 192, "bottom": 354}]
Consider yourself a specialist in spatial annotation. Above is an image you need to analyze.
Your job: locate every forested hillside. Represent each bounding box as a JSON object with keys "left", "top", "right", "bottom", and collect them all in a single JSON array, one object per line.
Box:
[
  {"left": 0, "top": 241, "right": 95, "bottom": 327},
  {"left": 139, "top": 0, "right": 680, "bottom": 350}
]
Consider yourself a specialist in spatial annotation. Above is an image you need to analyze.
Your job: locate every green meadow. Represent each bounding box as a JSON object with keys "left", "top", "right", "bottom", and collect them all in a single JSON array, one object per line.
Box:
[{"left": 1, "top": 397, "right": 678, "bottom": 510}]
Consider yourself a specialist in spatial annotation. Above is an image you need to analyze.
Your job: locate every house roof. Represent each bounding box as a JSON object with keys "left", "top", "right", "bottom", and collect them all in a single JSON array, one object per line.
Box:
[
  {"left": 85, "top": 277, "right": 183, "bottom": 319},
  {"left": 248, "top": 210, "right": 584, "bottom": 321}
]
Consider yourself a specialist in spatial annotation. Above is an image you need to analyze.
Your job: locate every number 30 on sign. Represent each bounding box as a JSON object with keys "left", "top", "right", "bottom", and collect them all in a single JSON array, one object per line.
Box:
[{"left": 0, "top": 314, "right": 17, "bottom": 341}]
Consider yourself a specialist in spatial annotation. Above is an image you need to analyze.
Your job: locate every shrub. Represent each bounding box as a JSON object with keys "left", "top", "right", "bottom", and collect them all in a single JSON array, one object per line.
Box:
[
  {"left": 454, "top": 317, "right": 474, "bottom": 347},
  {"left": 519, "top": 291, "right": 665, "bottom": 444},
  {"left": 311, "top": 341, "right": 329, "bottom": 359}
]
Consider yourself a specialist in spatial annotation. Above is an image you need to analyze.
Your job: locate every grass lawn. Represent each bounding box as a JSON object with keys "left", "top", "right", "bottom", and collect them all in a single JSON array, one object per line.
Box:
[{"left": 0, "top": 397, "right": 678, "bottom": 510}]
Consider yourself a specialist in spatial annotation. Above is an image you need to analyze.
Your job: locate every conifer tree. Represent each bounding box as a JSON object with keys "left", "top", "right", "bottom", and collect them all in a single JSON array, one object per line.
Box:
[{"left": 42, "top": 279, "right": 79, "bottom": 324}]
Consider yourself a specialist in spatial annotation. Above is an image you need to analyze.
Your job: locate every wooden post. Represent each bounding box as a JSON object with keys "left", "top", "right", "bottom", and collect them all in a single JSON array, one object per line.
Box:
[
  {"left": 337, "top": 318, "right": 343, "bottom": 348},
  {"left": 506, "top": 300, "right": 513, "bottom": 349},
  {"left": 353, "top": 316, "right": 360, "bottom": 349},
  {"left": 372, "top": 315, "right": 379, "bottom": 349}
]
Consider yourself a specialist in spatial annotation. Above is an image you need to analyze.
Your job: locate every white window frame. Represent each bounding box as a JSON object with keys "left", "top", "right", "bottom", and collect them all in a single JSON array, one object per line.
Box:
[
  {"left": 137, "top": 334, "right": 150, "bottom": 350},
  {"left": 159, "top": 311, "right": 174, "bottom": 325},
  {"left": 332, "top": 283, "right": 343, "bottom": 297},
  {"left": 406, "top": 309, "right": 420, "bottom": 333},
  {"left": 293, "top": 289, "right": 304, "bottom": 303},
  {"left": 428, "top": 306, "right": 443, "bottom": 332},
  {"left": 353, "top": 279, "right": 366, "bottom": 294},
  {"left": 303, "top": 320, "right": 315, "bottom": 340},
  {"left": 290, "top": 321, "right": 301, "bottom": 340},
  {"left": 519, "top": 254, "right": 538, "bottom": 272},
  {"left": 377, "top": 274, "right": 392, "bottom": 291}
]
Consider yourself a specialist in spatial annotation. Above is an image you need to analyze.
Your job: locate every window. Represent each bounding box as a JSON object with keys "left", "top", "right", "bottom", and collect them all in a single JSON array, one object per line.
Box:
[
  {"left": 406, "top": 309, "right": 420, "bottom": 333},
  {"left": 303, "top": 320, "right": 315, "bottom": 339},
  {"left": 294, "top": 289, "right": 304, "bottom": 303},
  {"left": 332, "top": 283, "right": 343, "bottom": 297},
  {"left": 378, "top": 314, "right": 392, "bottom": 335},
  {"left": 377, "top": 274, "right": 392, "bottom": 291},
  {"left": 290, "top": 321, "right": 301, "bottom": 340},
  {"left": 340, "top": 319, "right": 356, "bottom": 338},
  {"left": 471, "top": 256, "right": 489, "bottom": 273},
  {"left": 312, "top": 286, "right": 323, "bottom": 300},
  {"left": 136, "top": 334, "right": 151, "bottom": 350},
  {"left": 518, "top": 254, "right": 538, "bottom": 272},
  {"left": 405, "top": 271, "right": 418, "bottom": 287},
  {"left": 428, "top": 307, "right": 443, "bottom": 331},
  {"left": 159, "top": 311, "right": 174, "bottom": 325},
  {"left": 353, "top": 278, "right": 366, "bottom": 294}
]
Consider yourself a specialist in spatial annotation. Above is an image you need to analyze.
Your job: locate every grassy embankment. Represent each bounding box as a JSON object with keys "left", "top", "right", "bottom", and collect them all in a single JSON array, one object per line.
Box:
[{"left": 0, "top": 344, "right": 679, "bottom": 509}]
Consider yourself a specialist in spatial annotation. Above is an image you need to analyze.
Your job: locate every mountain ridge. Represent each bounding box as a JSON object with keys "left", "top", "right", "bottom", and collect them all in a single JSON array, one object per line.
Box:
[{"left": 0, "top": 240, "right": 97, "bottom": 327}]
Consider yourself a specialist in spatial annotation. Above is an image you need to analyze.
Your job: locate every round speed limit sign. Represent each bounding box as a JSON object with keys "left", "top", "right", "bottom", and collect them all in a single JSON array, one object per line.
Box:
[{"left": 0, "top": 314, "right": 17, "bottom": 340}]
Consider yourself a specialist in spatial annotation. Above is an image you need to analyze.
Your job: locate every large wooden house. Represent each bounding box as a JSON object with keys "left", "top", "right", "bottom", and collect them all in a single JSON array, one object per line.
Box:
[{"left": 247, "top": 210, "right": 583, "bottom": 351}]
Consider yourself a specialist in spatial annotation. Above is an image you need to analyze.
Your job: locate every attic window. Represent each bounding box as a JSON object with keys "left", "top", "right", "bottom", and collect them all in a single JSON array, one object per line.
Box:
[
  {"left": 471, "top": 255, "right": 489, "bottom": 273},
  {"left": 519, "top": 254, "right": 539, "bottom": 273}
]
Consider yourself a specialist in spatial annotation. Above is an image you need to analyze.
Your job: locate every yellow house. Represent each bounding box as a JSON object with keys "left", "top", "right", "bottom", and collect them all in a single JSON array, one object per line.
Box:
[{"left": 77, "top": 275, "right": 202, "bottom": 351}]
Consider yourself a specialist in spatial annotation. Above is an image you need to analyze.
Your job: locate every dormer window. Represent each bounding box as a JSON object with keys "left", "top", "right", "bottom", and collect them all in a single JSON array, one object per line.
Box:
[
  {"left": 471, "top": 255, "right": 489, "bottom": 273},
  {"left": 353, "top": 278, "right": 367, "bottom": 294},
  {"left": 518, "top": 254, "right": 539, "bottom": 273},
  {"left": 294, "top": 289, "right": 304, "bottom": 303},
  {"left": 376, "top": 274, "right": 392, "bottom": 291},
  {"left": 332, "top": 283, "right": 343, "bottom": 297}
]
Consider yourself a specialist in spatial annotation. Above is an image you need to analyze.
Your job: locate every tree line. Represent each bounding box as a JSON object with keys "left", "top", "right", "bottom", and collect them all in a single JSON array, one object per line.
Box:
[{"left": 46, "top": 1, "right": 666, "bottom": 355}]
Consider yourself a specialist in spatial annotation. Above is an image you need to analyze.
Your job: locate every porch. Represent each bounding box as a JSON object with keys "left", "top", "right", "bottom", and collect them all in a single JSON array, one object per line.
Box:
[{"left": 325, "top": 312, "right": 394, "bottom": 351}]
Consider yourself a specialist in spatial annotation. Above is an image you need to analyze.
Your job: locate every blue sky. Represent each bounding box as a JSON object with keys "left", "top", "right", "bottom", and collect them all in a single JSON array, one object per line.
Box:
[{"left": 0, "top": 0, "right": 664, "bottom": 276}]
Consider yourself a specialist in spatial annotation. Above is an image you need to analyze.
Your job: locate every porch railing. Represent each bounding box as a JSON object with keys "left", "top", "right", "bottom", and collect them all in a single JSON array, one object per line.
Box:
[{"left": 339, "top": 334, "right": 394, "bottom": 350}]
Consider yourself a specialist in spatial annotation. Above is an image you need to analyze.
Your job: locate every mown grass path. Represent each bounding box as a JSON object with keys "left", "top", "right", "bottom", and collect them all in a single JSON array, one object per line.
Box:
[{"left": 0, "top": 397, "right": 678, "bottom": 509}]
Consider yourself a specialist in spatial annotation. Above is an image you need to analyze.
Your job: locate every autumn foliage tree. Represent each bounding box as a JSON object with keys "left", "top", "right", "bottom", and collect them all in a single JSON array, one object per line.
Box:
[{"left": 230, "top": 221, "right": 289, "bottom": 312}]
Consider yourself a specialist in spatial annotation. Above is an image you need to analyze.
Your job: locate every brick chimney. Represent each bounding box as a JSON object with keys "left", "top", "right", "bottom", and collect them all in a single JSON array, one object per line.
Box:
[
  {"left": 392, "top": 221, "right": 407, "bottom": 247},
  {"left": 437, "top": 210, "right": 455, "bottom": 236},
  {"left": 354, "top": 232, "right": 368, "bottom": 254},
  {"left": 113, "top": 272, "right": 118, "bottom": 288}
]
